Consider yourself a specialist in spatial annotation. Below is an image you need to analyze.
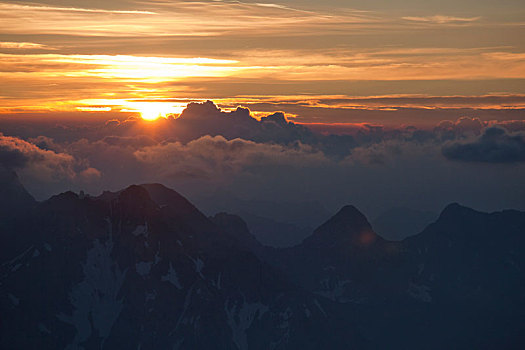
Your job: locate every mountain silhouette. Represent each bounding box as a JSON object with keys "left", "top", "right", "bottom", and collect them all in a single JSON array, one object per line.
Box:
[
  {"left": 1, "top": 178, "right": 524, "bottom": 349},
  {"left": 303, "top": 205, "right": 381, "bottom": 249},
  {"left": 0, "top": 167, "right": 35, "bottom": 216},
  {"left": 0, "top": 179, "right": 364, "bottom": 349}
]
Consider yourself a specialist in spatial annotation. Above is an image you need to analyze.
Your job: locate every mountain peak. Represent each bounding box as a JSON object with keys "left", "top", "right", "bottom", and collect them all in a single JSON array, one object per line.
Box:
[
  {"left": 140, "top": 183, "right": 217, "bottom": 233},
  {"left": 140, "top": 183, "right": 199, "bottom": 216},
  {"left": 119, "top": 184, "right": 152, "bottom": 203},
  {"left": 303, "top": 205, "right": 379, "bottom": 248},
  {"left": 318, "top": 205, "right": 372, "bottom": 233},
  {"left": 112, "top": 185, "right": 160, "bottom": 219},
  {"left": 334, "top": 205, "right": 370, "bottom": 225},
  {"left": 0, "top": 167, "right": 35, "bottom": 216},
  {"left": 438, "top": 202, "right": 479, "bottom": 221}
]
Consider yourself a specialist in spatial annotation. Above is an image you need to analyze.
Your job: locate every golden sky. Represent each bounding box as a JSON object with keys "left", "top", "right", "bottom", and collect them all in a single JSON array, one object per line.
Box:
[{"left": 0, "top": 0, "right": 524, "bottom": 124}]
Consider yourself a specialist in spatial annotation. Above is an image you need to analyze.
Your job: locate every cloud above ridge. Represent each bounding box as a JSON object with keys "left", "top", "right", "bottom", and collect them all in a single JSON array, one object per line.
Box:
[
  {"left": 0, "top": 132, "right": 99, "bottom": 183},
  {"left": 442, "top": 127, "right": 525, "bottom": 163},
  {"left": 0, "top": 101, "right": 523, "bottom": 215}
]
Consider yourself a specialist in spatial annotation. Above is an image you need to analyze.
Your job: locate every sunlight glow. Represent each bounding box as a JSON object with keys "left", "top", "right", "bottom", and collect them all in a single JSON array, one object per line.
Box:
[
  {"left": 45, "top": 54, "right": 243, "bottom": 82},
  {"left": 129, "top": 102, "right": 185, "bottom": 121},
  {"left": 1, "top": 0, "right": 523, "bottom": 119}
]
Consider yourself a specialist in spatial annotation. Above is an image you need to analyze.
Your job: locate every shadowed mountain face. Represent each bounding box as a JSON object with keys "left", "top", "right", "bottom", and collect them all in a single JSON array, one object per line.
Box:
[
  {"left": 0, "top": 181, "right": 364, "bottom": 350},
  {"left": 268, "top": 205, "right": 405, "bottom": 305},
  {"left": 303, "top": 205, "right": 382, "bottom": 249},
  {"left": 1, "top": 179, "right": 524, "bottom": 349},
  {"left": 0, "top": 167, "right": 35, "bottom": 216},
  {"left": 0, "top": 167, "right": 37, "bottom": 261},
  {"left": 267, "top": 202, "right": 525, "bottom": 349}
]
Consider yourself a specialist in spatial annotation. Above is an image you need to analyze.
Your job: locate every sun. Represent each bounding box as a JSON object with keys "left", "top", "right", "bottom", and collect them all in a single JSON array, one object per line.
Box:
[
  {"left": 127, "top": 102, "right": 186, "bottom": 121},
  {"left": 140, "top": 106, "right": 165, "bottom": 121}
]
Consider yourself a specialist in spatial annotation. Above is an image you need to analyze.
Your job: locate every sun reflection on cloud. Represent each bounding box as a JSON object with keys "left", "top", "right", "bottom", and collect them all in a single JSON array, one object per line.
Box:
[
  {"left": 43, "top": 54, "right": 243, "bottom": 82},
  {"left": 75, "top": 106, "right": 112, "bottom": 112}
]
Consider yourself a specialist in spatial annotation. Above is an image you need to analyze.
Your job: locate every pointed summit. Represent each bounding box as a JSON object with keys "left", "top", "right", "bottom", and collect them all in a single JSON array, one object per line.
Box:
[
  {"left": 140, "top": 183, "right": 216, "bottom": 232},
  {"left": 329, "top": 205, "right": 371, "bottom": 229},
  {"left": 140, "top": 183, "right": 200, "bottom": 216},
  {"left": 0, "top": 167, "right": 35, "bottom": 216},
  {"left": 303, "top": 205, "right": 380, "bottom": 248},
  {"left": 113, "top": 185, "right": 160, "bottom": 221}
]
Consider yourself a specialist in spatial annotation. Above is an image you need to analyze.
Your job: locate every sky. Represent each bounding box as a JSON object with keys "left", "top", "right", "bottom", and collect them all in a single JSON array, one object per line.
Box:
[
  {"left": 0, "top": 1, "right": 524, "bottom": 223},
  {"left": 0, "top": 0, "right": 524, "bottom": 124}
]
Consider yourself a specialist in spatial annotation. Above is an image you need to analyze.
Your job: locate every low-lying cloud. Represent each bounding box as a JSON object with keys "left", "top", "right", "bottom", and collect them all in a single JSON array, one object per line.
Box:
[
  {"left": 134, "top": 135, "right": 328, "bottom": 180},
  {"left": 0, "top": 102, "right": 524, "bottom": 216},
  {"left": 442, "top": 127, "right": 525, "bottom": 163},
  {"left": 0, "top": 132, "right": 100, "bottom": 188}
]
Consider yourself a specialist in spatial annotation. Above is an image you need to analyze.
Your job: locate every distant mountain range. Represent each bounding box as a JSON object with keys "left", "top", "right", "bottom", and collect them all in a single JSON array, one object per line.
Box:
[
  {"left": 194, "top": 196, "right": 331, "bottom": 247},
  {"left": 371, "top": 207, "right": 438, "bottom": 241},
  {"left": 1, "top": 173, "right": 524, "bottom": 349}
]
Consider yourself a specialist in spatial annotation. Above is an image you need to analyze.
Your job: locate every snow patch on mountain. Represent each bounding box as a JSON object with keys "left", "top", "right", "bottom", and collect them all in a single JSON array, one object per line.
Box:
[
  {"left": 304, "top": 306, "right": 311, "bottom": 318},
  {"left": 313, "top": 299, "right": 327, "bottom": 317},
  {"left": 8, "top": 293, "right": 19, "bottom": 306},
  {"left": 315, "top": 277, "right": 352, "bottom": 302},
  {"left": 132, "top": 223, "right": 148, "bottom": 237},
  {"left": 57, "top": 238, "right": 127, "bottom": 349},
  {"left": 172, "top": 285, "right": 195, "bottom": 334},
  {"left": 225, "top": 298, "right": 268, "bottom": 350},
  {"left": 146, "top": 290, "right": 156, "bottom": 302},
  {"left": 38, "top": 323, "right": 51, "bottom": 334},
  {"left": 188, "top": 256, "right": 205, "bottom": 278},
  {"left": 161, "top": 262, "right": 182, "bottom": 289},
  {"left": 136, "top": 261, "right": 153, "bottom": 277},
  {"left": 407, "top": 282, "right": 432, "bottom": 302},
  {"left": 2, "top": 246, "right": 33, "bottom": 269}
]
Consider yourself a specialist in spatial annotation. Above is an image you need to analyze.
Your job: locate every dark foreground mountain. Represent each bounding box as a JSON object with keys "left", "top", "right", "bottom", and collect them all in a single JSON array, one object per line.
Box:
[
  {"left": 214, "top": 204, "right": 525, "bottom": 349},
  {"left": 0, "top": 183, "right": 364, "bottom": 349},
  {"left": 1, "top": 180, "right": 524, "bottom": 349},
  {"left": 0, "top": 167, "right": 35, "bottom": 218}
]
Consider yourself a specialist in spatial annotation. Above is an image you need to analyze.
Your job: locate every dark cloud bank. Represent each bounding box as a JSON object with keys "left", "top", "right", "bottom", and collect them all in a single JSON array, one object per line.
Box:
[
  {"left": 1, "top": 101, "right": 524, "bottom": 228},
  {"left": 442, "top": 126, "right": 525, "bottom": 163}
]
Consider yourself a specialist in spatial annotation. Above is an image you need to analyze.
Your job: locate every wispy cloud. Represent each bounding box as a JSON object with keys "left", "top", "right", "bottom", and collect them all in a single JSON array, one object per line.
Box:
[
  {"left": 0, "top": 1, "right": 523, "bottom": 118},
  {"left": 1, "top": 46, "right": 524, "bottom": 114},
  {"left": 0, "top": 1, "right": 382, "bottom": 37},
  {"left": 0, "top": 41, "right": 54, "bottom": 49},
  {"left": 402, "top": 15, "right": 481, "bottom": 24},
  {"left": 0, "top": 2, "right": 156, "bottom": 15}
]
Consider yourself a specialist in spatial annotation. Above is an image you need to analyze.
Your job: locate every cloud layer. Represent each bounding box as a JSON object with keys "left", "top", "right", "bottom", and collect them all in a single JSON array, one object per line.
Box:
[
  {"left": 0, "top": 132, "right": 100, "bottom": 189},
  {"left": 443, "top": 127, "right": 525, "bottom": 163},
  {"left": 0, "top": 101, "right": 524, "bottom": 216}
]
